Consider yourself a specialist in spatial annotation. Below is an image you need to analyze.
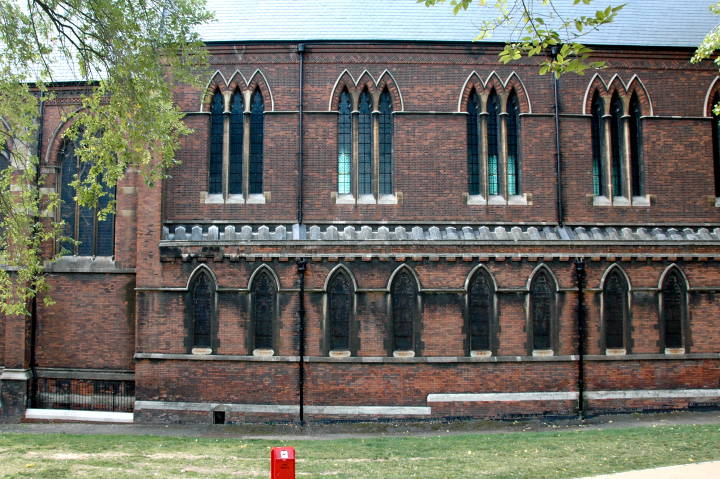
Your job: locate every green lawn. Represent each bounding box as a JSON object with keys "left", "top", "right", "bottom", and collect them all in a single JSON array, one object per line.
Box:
[{"left": 0, "top": 424, "right": 718, "bottom": 478}]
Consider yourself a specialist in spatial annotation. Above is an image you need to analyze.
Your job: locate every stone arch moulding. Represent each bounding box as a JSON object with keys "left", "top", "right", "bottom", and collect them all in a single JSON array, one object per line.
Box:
[
  {"left": 599, "top": 263, "right": 633, "bottom": 291},
  {"left": 247, "top": 263, "right": 281, "bottom": 291},
  {"left": 703, "top": 76, "right": 720, "bottom": 117},
  {"left": 525, "top": 263, "right": 559, "bottom": 291},
  {"left": 323, "top": 263, "right": 359, "bottom": 292},
  {"left": 185, "top": 264, "right": 219, "bottom": 290},
  {"left": 464, "top": 263, "right": 499, "bottom": 292},
  {"left": 386, "top": 264, "right": 422, "bottom": 292},
  {"left": 200, "top": 69, "right": 275, "bottom": 113},
  {"left": 200, "top": 70, "right": 229, "bottom": 113},
  {"left": 246, "top": 69, "right": 275, "bottom": 112},
  {"left": 44, "top": 108, "right": 85, "bottom": 167},
  {"left": 658, "top": 263, "right": 690, "bottom": 290},
  {"left": 457, "top": 71, "right": 532, "bottom": 114},
  {"left": 583, "top": 73, "right": 653, "bottom": 116},
  {"left": 328, "top": 69, "right": 404, "bottom": 112}
]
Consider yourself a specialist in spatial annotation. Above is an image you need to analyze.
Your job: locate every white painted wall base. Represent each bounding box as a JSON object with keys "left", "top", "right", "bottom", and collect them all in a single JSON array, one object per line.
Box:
[{"left": 25, "top": 408, "right": 133, "bottom": 423}]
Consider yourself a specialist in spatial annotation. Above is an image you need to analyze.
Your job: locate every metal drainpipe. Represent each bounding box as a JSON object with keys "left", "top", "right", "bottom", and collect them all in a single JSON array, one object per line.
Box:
[
  {"left": 29, "top": 89, "right": 46, "bottom": 408},
  {"left": 550, "top": 46, "right": 564, "bottom": 227},
  {"left": 296, "top": 43, "right": 307, "bottom": 424},
  {"left": 574, "top": 258, "right": 587, "bottom": 419}
]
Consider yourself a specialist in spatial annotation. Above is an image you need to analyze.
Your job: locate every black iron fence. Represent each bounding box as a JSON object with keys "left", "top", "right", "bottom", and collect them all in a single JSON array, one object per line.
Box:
[{"left": 36, "top": 378, "right": 134, "bottom": 412}]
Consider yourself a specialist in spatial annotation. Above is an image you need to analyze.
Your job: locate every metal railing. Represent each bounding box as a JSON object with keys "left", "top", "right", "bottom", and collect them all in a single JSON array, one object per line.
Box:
[{"left": 36, "top": 378, "right": 134, "bottom": 412}]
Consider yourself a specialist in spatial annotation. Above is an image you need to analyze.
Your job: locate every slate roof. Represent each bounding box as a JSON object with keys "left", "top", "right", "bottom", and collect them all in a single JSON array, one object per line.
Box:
[{"left": 199, "top": 0, "right": 718, "bottom": 48}]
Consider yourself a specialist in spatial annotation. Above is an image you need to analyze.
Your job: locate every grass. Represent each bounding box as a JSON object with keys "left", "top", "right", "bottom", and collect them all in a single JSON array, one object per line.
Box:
[{"left": 0, "top": 424, "right": 718, "bottom": 478}]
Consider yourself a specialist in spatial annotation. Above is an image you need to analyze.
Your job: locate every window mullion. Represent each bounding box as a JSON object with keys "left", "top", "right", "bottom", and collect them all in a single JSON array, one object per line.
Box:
[
  {"left": 372, "top": 109, "right": 380, "bottom": 199},
  {"left": 479, "top": 105, "right": 488, "bottom": 199},
  {"left": 352, "top": 108, "right": 359, "bottom": 199},
  {"left": 621, "top": 112, "right": 632, "bottom": 199},
  {"left": 499, "top": 110, "right": 509, "bottom": 198},
  {"left": 602, "top": 113, "right": 613, "bottom": 199},
  {"left": 243, "top": 91, "right": 251, "bottom": 198},
  {"left": 222, "top": 92, "right": 231, "bottom": 199}
]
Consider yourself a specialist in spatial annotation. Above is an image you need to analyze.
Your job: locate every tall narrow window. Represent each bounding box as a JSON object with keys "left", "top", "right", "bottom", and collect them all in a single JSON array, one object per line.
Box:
[
  {"left": 252, "top": 270, "right": 276, "bottom": 351},
  {"left": 391, "top": 269, "right": 419, "bottom": 352},
  {"left": 228, "top": 91, "right": 244, "bottom": 195},
  {"left": 208, "top": 91, "right": 224, "bottom": 195},
  {"left": 629, "top": 94, "right": 643, "bottom": 197},
  {"left": 591, "top": 92, "right": 605, "bottom": 196},
  {"left": 328, "top": 270, "right": 353, "bottom": 351},
  {"left": 190, "top": 270, "right": 215, "bottom": 349},
  {"left": 530, "top": 269, "right": 555, "bottom": 351},
  {"left": 603, "top": 269, "right": 629, "bottom": 350},
  {"left": 337, "top": 89, "right": 352, "bottom": 195},
  {"left": 610, "top": 94, "right": 624, "bottom": 197},
  {"left": 379, "top": 89, "right": 393, "bottom": 195},
  {"left": 487, "top": 91, "right": 500, "bottom": 196},
  {"left": 467, "top": 90, "right": 481, "bottom": 195},
  {"left": 358, "top": 90, "right": 373, "bottom": 196},
  {"left": 661, "top": 269, "right": 686, "bottom": 349},
  {"left": 249, "top": 89, "right": 264, "bottom": 195},
  {"left": 506, "top": 92, "right": 520, "bottom": 196},
  {"left": 59, "top": 139, "right": 114, "bottom": 256},
  {"left": 712, "top": 92, "right": 720, "bottom": 197},
  {"left": 468, "top": 269, "right": 494, "bottom": 352}
]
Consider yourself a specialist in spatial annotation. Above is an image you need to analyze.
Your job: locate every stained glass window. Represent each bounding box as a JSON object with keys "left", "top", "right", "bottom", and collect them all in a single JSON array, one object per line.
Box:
[
  {"left": 530, "top": 269, "right": 554, "bottom": 350},
  {"left": 591, "top": 92, "right": 605, "bottom": 196},
  {"left": 468, "top": 269, "right": 494, "bottom": 351},
  {"left": 249, "top": 89, "right": 264, "bottom": 195},
  {"left": 507, "top": 92, "right": 520, "bottom": 196},
  {"left": 379, "top": 89, "right": 393, "bottom": 195},
  {"left": 610, "top": 94, "right": 624, "bottom": 196},
  {"left": 252, "top": 270, "right": 276, "bottom": 350},
  {"left": 328, "top": 270, "right": 353, "bottom": 350},
  {"left": 713, "top": 92, "right": 720, "bottom": 197},
  {"left": 487, "top": 92, "right": 500, "bottom": 196},
  {"left": 467, "top": 91, "right": 480, "bottom": 195},
  {"left": 208, "top": 91, "right": 224, "bottom": 194},
  {"left": 229, "top": 91, "right": 244, "bottom": 195},
  {"left": 603, "top": 269, "right": 628, "bottom": 349},
  {"left": 392, "top": 269, "right": 418, "bottom": 351},
  {"left": 337, "top": 90, "right": 352, "bottom": 195},
  {"left": 190, "top": 270, "right": 214, "bottom": 348},
  {"left": 629, "top": 94, "right": 642, "bottom": 197},
  {"left": 662, "top": 270, "right": 685, "bottom": 349},
  {"left": 358, "top": 90, "right": 373, "bottom": 196}
]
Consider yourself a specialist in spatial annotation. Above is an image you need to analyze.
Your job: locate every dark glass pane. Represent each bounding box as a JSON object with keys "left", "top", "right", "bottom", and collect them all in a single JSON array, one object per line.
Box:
[
  {"left": 0, "top": 151, "right": 8, "bottom": 171},
  {"left": 229, "top": 91, "right": 244, "bottom": 195},
  {"left": 531, "top": 270, "right": 554, "bottom": 350},
  {"left": 379, "top": 89, "right": 393, "bottom": 195},
  {"left": 338, "top": 90, "right": 352, "bottom": 194},
  {"left": 467, "top": 91, "right": 480, "bottom": 195},
  {"left": 208, "top": 91, "right": 224, "bottom": 194},
  {"left": 358, "top": 90, "right": 373, "bottom": 196},
  {"left": 392, "top": 270, "right": 418, "bottom": 351},
  {"left": 712, "top": 93, "right": 720, "bottom": 197},
  {"left": 252, "top": 271, "right": 276, "bottom": 349},
  {"left": 591, "top": 93, "right": 605, "bottom": 196},
  {"left": 468, "top": 270, "right": 494, "bottom": 351},
  {"left": 76, "top": 160, "right": 95, "bottom": 256},
  {"left": 487, "top": 92, "right": 500, "bottom": 196},
  {"left": 507, "top": 93, "right": 520, "bottom": 195},
  {"left": 603, "top": 270, "right": 628, "bottom": 349},
  {"left": 610, "top": 94, "right": 623, "bottom": 196},
  {"left": 629, "top": 95, "right": 642, "bottom": 196},
  {"left": 191, "top": 272, "right": 214, "bottom": 348},
  {"left": 662, "top": 271, "right": 685, "bottom": 348},
  {"left": 328, "top": 271, "right": 352, "bottom": 350},
  {"left": 59, "top": 140, "right": 78, "bottom": 255},
  {"left": 249, "top": 90, "right": 264, "bottom": 194},
  {"left": 95, "top": 180, "right": 115, "bottom": 257}
]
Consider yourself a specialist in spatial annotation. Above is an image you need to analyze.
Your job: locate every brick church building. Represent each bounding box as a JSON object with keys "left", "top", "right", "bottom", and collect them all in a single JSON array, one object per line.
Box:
[{"left": 2, "top": 0, "right": 720, "bottom": 423}]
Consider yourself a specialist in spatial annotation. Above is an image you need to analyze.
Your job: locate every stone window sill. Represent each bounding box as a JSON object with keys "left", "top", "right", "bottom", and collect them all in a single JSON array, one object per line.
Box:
[
  {"left": 334, "top": 193, "right": 399, "bottom": 205},
  {"left": 664, "top": 347, "right": 685, "bottom": 355},
  {"left": 467, "top": 193, "right": 530, "bottom": 206},
  {"left": 191, "top": 347, "right": 212, "bottom": 355},
  {"left": 253, "top": 348, "right": 274, "bottom": 357},
  {"left": 203, "top": 192, "right": 269, "bottom": 204},
  {"left": 592, "top": 195, "right": 652, "bottom": 207},
  {"left": 532, "top": 349, "right": 554, "bottom": 357},
  {"left": 329, "top": 350, "right": 351, "bottom": 358},
  {"left": 393, "top": 350, "right": 415, "bottom": 358},
  {"left": 470, "top": 350, "right": 492, "bottom": 358},
  {"left": 605, "top": 348, "right": 626, "bottom": 356}
]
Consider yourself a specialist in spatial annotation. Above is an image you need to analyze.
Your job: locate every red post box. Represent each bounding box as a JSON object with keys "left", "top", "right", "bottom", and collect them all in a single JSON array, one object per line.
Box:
[{"left": 270, "top": 446, "right": 295, "bottom": 479}]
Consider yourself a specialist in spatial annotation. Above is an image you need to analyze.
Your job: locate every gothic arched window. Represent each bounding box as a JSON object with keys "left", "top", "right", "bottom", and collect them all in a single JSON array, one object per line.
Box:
[
  {"left": 530, "top": 269, "right": 555, "bottom": 351},
  {"left": 379, "top": 89, "right": 393, "bottom": 195},
  {"left": 249, "top": 89, "right": 264, "bottom": 195},
  {"left": 467, "top": 90, "right": 481, "bottom": 195},
  {"left": 229, "top": 90, "right": 244, "bottom": 195},
  {"left": 58, "top": 138, "right": 114, "bottom": 256},
  {"left": 603, "top": 269, "right": 629, "bottom": 350},
  {"left": 711, "top": 92, "right": 720, "bottom": 197},
  {"left": 506, "top": 92, "right": 520, "bottom": 196},
  {"left": 661, "top": 269, "right": 687, "bottom": 350},
  {"left": 358, "top": 89, "right": 373, "bottom": 196},
  {"left": 467, "top": 269, "right": 495, "bottom": 352},
  {"left": 328, "top": 270, "right": 353, "bottom": 351},
  {"left": 610, "top": 93, "right": 624, "bottom": 197},
  {"left": 487, "top": 91, "right": 500, "bottom": 196},
  {"left": 591, "top": 92, "right": 605, "bottom": 196},
  {"left": 208, "top": 91, "right": 224, "bottom": 195},
  {"left": 252, "top": 270, "right": 276, "bottom": 351},
  {"left": 391, "top": 269, "right": 419, "bottom": 352},
  {"left": 337, "top": 89, "right": 352, "bottom": 195},
  {"left": 189, "top": 269, "right": 215, "bottom": 349},
  {"left": 629, "top": 94, "right": 643, "bottom": 197}
]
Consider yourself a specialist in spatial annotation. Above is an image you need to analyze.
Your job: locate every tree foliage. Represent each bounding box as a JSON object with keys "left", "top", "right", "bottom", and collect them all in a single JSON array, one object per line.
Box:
[
  {"left": 0, "top": 0, "right": 211, "bottom": 315},
  {"left": 421, "top": 0, "right": 624, "bottom": 77}
]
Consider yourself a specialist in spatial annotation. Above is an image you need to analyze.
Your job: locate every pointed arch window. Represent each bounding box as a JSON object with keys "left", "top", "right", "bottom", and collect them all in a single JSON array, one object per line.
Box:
[
  {"left": 58, "top": 138, "right": 114, "bottom": 256},
  {"left": 711, "top": 92, "right": 720, "bottom": 198},
  {"left": 391, "top": 269, "right": 419, "bottom": 352},
  {"left": 189, "top": 269, "right": 215, "bottom": 350},
  {"left": 466, "top": 87, "right": 524, "bottom": 203},
  {"left": 252, "top": 270, "right": 276, "bottom": 352},
  {"left": 661, "top": 269, "right": 687, "bottom": 350},
  {"left": 603, "top": 269, "right": 629, "bottom": 351},
  {"left": 467, "top": 269, "right": 495, "bottom": 352},
  {"left": 206, "top": 86, "right": 266, "bottom": 203},
  {"left": 591, "top": 92, "right": 605, "bottom": 197},
  {"left": 530, "top": 269, "right": 556, "bottom": 352},
  {"left": 327, "top": 270, "right": 353, "bottom": 352},
  {"left": 629, "top": 94, "right": 643, "bottom": 197},
  {"left": 335, "top": 86, "right": 395, "bottom": 203},
  {"left": 610, "top": 93, "right": 624, "bottom": 196}
]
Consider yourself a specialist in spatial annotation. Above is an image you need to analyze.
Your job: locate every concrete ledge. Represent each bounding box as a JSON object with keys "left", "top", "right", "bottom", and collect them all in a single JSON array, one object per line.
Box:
[
  {"left": 135, "top": 401, "right": 430, "bottom": 416},
  {"left": 25, "top": 408, "right": 134, "bottom": 423},
  {"left": 134, "top": 353, "right": 580, "bottom": 363},
  {"left": 585, "top": 389, "right": 720, "bottom": 400},
  {"left": 428, "top": 392, "right": 579, "bottom": 403},
  {"left": 35, "top": 368, "right": 134, "bottom": 381},
  {"left": 1, "top": 369, "right": 32, "bottom": 380}
]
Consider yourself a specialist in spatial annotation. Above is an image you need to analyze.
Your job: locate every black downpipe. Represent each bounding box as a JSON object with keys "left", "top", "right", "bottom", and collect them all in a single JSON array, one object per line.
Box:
[
  {"left": 296, "top": 258, "right": 307, "bottom": 424},
  {"left": 296, "top": 43, "right": 307, "bottom": 424},
  {"left": 29, "top": 90, "right": 46, "bottom": 408},
  {"left": 550, "top": 46, "right": 564, "bottom": 227},
  {"left": 296, "top": 43, "right": 305, "bottom": 225},
  {"left": 574, "top": 258, "right": 587, "bottom": 418}
]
